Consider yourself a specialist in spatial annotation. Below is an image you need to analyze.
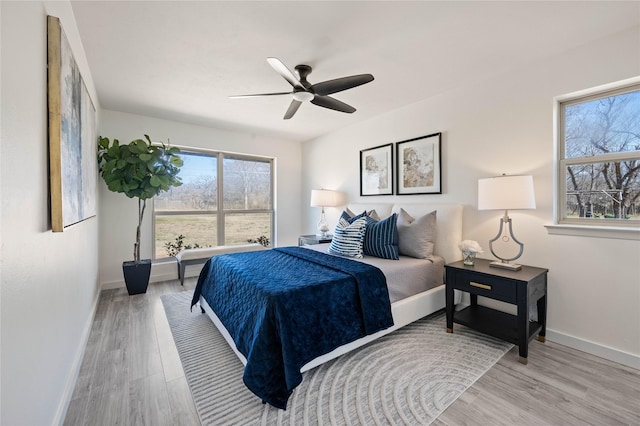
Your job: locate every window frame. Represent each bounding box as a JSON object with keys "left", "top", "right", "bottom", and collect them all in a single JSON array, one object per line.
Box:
[
  {"left": 552, "top": 77, "right": 640, "bottom": 239},
  {"left": 153, "top": 147, "right": 275, "bottom": 259}
]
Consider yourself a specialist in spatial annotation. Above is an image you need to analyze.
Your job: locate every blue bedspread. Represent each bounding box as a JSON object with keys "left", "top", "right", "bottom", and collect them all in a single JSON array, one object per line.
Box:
[{"left": 190, "top": 246, "right": 393, "bottom": 409}]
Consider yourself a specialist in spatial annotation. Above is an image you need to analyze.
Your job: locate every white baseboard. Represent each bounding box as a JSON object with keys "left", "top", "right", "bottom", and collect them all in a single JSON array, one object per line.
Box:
[
  {"left": 54, "top": 289, "right": 101, "bottom": 425},
  {"left": 546, "top": 328, "right": 640, "bottom": 370}
]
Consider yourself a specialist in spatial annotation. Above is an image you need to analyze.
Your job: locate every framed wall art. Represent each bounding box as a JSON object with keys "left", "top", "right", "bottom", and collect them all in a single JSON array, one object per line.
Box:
[
  {"left": 396, "top": 132, "right": 442, "bottom": 195},
  {"left": 47, "top": 15, "right": 97, "bottom": 232},
  {"left": 360, "top": 143, "right": 393, "bottom": 196}
]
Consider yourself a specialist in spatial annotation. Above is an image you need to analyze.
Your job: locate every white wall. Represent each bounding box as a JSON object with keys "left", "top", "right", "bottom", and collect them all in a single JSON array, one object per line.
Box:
[
  {"left": 98, "top": 110, "right": 302, "bottom": 287},
  {"left": 0, "top": 2, "right": 101, "bottom": 424},
  {"left": 302, "top": 26, "right": 640, "bottom": 367}
]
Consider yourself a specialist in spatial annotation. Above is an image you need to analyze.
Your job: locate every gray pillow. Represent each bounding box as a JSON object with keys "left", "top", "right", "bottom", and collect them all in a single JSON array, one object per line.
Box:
[{"left": 396, "top": 209, "right": 437, "bottom": 259}]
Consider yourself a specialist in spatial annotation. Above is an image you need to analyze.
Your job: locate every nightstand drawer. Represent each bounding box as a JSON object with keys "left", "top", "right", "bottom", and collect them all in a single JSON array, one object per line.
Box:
[{"left": 456, "top": 271, "right": 516, "bottom": 303}]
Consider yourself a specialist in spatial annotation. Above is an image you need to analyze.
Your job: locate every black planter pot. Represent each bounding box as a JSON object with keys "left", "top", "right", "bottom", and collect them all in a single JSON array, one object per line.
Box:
[{"left": 122, "top": 259, "right": 152, "bottom": 295}]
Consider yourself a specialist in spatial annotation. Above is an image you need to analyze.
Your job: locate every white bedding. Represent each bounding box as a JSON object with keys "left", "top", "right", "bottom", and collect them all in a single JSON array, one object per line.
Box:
[{"left": 304, "top": 243, "right": 445, "bottom": 303}]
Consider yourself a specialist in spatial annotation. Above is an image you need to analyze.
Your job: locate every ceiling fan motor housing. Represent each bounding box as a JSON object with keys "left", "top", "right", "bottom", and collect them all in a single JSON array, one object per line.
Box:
[{"left": 294, "top": 64, "right": 313, "bottom": 87}]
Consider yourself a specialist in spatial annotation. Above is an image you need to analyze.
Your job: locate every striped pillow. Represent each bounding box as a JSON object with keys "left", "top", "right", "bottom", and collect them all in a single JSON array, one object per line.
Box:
[
  {"left": 363, "top": 213, "right": 399, "bottom": 260},
  {"left": 328, "top": 217, "right": 367, "bottom": 258}
]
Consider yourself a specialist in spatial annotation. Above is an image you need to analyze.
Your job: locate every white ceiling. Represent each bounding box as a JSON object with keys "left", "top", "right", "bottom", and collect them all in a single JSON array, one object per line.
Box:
[{"left": 71, "top": 1, "right": 639, "bottom": 142}]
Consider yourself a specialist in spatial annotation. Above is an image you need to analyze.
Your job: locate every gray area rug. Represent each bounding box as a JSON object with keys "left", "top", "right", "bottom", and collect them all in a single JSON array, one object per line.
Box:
[{"left": 162, "top": 291, "right": 512, "bottom": 425}]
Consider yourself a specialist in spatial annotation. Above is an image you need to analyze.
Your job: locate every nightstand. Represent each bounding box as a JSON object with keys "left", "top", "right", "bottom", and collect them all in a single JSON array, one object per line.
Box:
[
  {"left": 445, "top": 258, "right": 548, "bottom": 364},
  {"left": 298, "top": 234, "right": 332, "bottom": 246}
]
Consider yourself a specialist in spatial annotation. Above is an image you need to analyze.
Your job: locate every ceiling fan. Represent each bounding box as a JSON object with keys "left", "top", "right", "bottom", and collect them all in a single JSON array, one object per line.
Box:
[{"left": 229, "top": 57, "right": 374, "bottom": 120}]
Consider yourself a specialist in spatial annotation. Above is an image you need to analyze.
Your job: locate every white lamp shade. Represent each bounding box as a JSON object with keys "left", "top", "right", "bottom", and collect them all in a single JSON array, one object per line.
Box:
[
  {"left": 310, "top": 189, "right": 339, "bottom": 207},
  {"left": 478, "top": 175, "right": 536, "bottom": 210}
]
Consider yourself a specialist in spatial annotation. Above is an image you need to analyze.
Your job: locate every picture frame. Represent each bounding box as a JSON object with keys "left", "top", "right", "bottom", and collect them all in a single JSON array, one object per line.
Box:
[
  {"left": 396, "top": 132, "right": 442, "bottom": 195},
  {"left": 360, "top": 143, "right": 394, "bottom": 196},
  {"left": 47, "top": 16, "right": 97, "bottom": 232}
]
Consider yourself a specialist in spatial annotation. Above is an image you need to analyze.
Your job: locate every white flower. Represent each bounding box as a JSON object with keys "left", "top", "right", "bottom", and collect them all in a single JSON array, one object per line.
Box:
[{"left": 459, "top": 240, "right": 484, "bottom": 253}]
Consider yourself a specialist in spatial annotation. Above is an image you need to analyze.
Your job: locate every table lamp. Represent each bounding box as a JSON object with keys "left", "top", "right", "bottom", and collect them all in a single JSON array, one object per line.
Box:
[
  {"left": 478, "top": 174, "right": 536, "bottom": 270},
  {"left": 310, "top": 189, "right": 338, "bottom": 238}
]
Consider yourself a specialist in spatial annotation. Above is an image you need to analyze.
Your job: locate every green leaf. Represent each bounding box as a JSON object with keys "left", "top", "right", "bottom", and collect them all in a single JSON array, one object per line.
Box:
[
  {"left": 104, "top": 159, "right": 117, "bottom": 171},
  {"left": 98, "top": 136, "right": 110, "bottom": 149},
  {"left": 108, "top": 144, "right": 120, "bottom": 158},
  {"left": 107, "top": 180, "right": 122, "bottom": 192},
  {"left": 129, "top": 140, "right": 147, "bottom": 154}
]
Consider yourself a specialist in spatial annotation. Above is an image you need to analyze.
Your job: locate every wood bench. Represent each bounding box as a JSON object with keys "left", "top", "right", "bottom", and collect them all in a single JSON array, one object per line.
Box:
[{"left": 175, "top": 243, "right": 267, "bottom": 285}]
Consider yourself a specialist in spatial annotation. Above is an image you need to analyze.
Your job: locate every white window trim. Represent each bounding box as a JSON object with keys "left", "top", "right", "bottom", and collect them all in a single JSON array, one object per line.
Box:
[{"left": 549, "top": 76, "right": 640, "bottom": 240}]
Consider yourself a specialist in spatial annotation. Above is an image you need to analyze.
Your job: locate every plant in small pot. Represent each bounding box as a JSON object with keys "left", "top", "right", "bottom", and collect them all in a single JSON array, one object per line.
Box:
[{"left": 98, "top": 135, "right": 183, "bottom": 295}]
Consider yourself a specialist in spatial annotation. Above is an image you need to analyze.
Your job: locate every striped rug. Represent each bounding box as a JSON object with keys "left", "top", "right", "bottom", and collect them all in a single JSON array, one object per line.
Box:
[{"left": 161, "top": 291, "right": 512, "bottom": 425}]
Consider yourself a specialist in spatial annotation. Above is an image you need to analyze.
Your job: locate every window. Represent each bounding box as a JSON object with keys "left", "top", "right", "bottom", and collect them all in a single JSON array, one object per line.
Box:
[
  {"left": 557, "top": 81, "right": 640, "bottom": 228},
  {"left": 154, "top": 149, "right": 274, "bottom": 258}
]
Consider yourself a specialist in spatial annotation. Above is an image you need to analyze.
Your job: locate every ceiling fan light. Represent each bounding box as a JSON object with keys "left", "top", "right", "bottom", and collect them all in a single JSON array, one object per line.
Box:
[{"left": 293, "top": 91, "right": 314, "bottom": 102}]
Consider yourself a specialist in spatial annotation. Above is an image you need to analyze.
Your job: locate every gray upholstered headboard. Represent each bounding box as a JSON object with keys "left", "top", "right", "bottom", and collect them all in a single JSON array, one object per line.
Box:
[{"left": 347, "top": 202, "right": 464, "bottom": 263}]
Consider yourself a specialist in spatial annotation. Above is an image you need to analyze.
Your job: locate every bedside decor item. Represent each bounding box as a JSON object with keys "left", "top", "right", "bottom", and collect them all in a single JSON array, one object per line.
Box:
[
  {"left": 458, "top": 240, "right": 483, "bottom": 266},
  {"left": 396, "top": 132, "right": 442, "bottom": 195},
  {"left": 310, "top": 189, "right": 339, "bottom": 237},
  {"left": 478, "top": 174, "right": 536, "bottom": 270},
  {"left": 360, "top": 144, "right": 393, "bottom": 195},
  {"left": 98, "top": 135, "right": 183, "bottom": 294},
  {"left": 47, "top": 15, "right": 97, "bottom": 232}
]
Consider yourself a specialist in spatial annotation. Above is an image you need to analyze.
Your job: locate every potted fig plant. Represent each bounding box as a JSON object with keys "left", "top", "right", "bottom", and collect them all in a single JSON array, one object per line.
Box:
[{"left": 98, "top": 135, "right": 183, "bottom": 295}]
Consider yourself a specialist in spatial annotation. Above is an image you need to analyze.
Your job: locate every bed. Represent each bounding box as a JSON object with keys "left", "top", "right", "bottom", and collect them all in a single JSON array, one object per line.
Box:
[{"left": 191, "top": 202, "right": 463, "bottom": 409}]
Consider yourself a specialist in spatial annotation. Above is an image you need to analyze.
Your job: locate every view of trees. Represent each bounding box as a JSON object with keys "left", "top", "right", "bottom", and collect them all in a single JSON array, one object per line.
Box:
[
  {"left": 154, "top": 152, "right": 273, "bottom": 257},
  {"left": 563, "top": 88, "right": 640, "bottom": 220},
  {"left": 223, "top": 157, "right": 271, "bottom": 210},
  {"left": 155, "top": 155, "right": 271, "bottom": 211}
]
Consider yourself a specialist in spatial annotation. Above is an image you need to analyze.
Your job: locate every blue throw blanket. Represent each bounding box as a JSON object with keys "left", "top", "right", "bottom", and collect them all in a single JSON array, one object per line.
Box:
[{"left": 190, "top": 246, "right": 393, "bottom": 409}]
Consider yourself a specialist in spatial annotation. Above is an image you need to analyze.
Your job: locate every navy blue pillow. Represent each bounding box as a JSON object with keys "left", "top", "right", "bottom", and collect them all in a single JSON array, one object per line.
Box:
[
  {"left": 340, "top": 210, "right": 367, "bottom": 223},
  {"left": 363, "top": 213, "right": 399, "bottom": 260}
]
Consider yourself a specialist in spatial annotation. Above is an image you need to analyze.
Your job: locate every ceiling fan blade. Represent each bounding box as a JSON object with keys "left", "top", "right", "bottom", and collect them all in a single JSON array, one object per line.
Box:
[
  {"left": 283, "top": 99, "right": 303, "bottom": 120},
  {"left": 229, "top": 92, "right": 291, "bottom": 99},
  {"left": 311, "top": 95, "right": 356, "bottom": 113},
  {"left": 267, "top": 57, "right": 305, "bottom": 90},
  {"left": 310, "top": 74, "right": 374, "bottom": 96}
]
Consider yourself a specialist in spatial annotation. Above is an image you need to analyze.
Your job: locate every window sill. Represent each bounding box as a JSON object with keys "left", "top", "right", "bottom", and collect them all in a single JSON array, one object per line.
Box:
[{"left": 545, "top": 224, "right": 640, "bottom": 240}]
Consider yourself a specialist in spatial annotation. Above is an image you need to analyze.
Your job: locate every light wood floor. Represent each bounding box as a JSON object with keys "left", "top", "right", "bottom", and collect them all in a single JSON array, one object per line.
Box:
[{"left": 64, "top": 278, "right": 640, "bottom": 425}]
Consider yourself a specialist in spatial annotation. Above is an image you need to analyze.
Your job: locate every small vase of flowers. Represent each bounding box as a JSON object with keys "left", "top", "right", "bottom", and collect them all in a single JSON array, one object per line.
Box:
[{"left": 458, "top": 240, "right": 483, "bottom": 266}]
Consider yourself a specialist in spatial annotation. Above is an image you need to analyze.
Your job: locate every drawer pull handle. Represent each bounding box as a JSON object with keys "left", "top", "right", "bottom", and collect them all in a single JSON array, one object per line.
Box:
[{"left": 470, "top": 281, "right": 492, "bottom": 290}]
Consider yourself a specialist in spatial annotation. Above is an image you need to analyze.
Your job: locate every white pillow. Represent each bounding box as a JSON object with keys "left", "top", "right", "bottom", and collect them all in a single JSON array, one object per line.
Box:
[
  {"left": 328, "top": 217, "right": 367, "bottom": 258},
  {"left": 396, "top": 209, "right": 437, "bottom": 259}
]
